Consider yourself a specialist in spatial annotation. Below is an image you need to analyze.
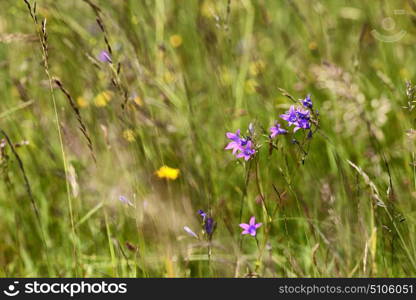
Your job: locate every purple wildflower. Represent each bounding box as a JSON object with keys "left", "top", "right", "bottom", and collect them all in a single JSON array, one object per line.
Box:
[
  {"left": 270, "top": 123, "right": 287, "bottom": 138},
  {"left": 183, "top": 226, "right": 198, "bottom": 239},
  {"left": 198, "top": 210, "right": 215, "bottom": 237},
  {"left": 205, "top": 217, "right": 215, "bottom": 235},
  {"left": 119, "top": 195, "right": 133, "bottom": 206},
  {"left": 280, "top": 105, "right": 298, "bottom": 126},
  {"left": 239, "top": 216, "right": 262, "bottom": 236},
  {"left": 98, "top": 50, "right": 112, "bottom": 63},
  {"left": 248, "top": 123, "right": 255, "bottom": 135},
  {"left": 225, "top": 129, "right": 243, "bottom": 154},
  {"left": 294, "top": 118, "right": 311, "bottom": 132},
  {"left": 226, "top": 129, "right": 241, "bottom": 142},
  {"left": 236, "top": 140, "right": 256, "bottom": 161},
  {"left": 225, "top": 129, "right": 255, "bottom": 160},
  {"left": 301, "top": 94, "right": 313, "bottom": 108},
  {"left": 280, "top": 106, "right": 311, "bottom": 133},
  {"left": 294, "top": 108, "right": 310, "bottom": 132},
  {"left": 296, "top": 107, "right": 310, "bottom": 119},
  {"left": 198, "top": 209, "right": 207, "bottom": 221}
]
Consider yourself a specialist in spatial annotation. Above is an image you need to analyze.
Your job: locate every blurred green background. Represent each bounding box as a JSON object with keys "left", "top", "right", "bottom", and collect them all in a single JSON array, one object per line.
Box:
[{"left": 0, "top": 0, "right": 416, "bottom": 277}]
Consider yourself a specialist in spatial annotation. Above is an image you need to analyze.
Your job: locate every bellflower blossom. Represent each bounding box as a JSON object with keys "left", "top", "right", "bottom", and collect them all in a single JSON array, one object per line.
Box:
[
  {"left": 98, "top": 50, "right": 112, "bottom": 63},
  {"left": 280, "top": 105, "right": 311, "bottom": 133},
  {"left": 118, "top": 195, "right": 133, "bottom": 206},
  {"left": 225, "top": 129, "right": 255, "bottom": 160},
  {"left": 204, "top": 217, "right": 215, "bottom": 235},
  {"left": 236, "top": 140, "right": 256, "bottom": 161},
  {"left": 198, "top": 210, "right": 215, "bottom": 237},
  {"left": 280, "top": 106, "right": 298, "bottom": 126},
  {"left": 293, "top": 108, "right": 310, "bottom": 132},
  {"left": 301, "top": 94, "right": 313, "bottom": 108},
  {"left": 183, "top": 226, "right": 198, "bottom": 239},
  {"left": 198, "top": 209, "right": 207, "bottom": 221},
  {"left": 270, "top": 123, "right": 287, "bottom": 138},
  {"left": 239, "top": 216, "right": 262, "bottom": 236},
  {"left": 225, "top": 129, "right": 245, "bottom": 154}
]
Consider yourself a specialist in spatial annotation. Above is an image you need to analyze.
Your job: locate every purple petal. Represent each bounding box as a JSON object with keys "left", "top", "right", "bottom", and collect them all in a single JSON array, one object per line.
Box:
[
  {"left": 239, "top": 223, "right": 249, "bottom": 230},
  {"left": 183, "top": 226, "right": 198, "bottom": 239},
  {"left": 226, "top": 132, "right": 236, "bottom": 139},
  {"left": 119, "top": 195, "right": 133, "bottom": 206},
  {"left": 198, "top": 210, "right": 207, "bottom": 220},
  {"left": 98, "top": 50, "right": 112, "bottom": 63},
  {"left": 226, "top": 129, "right": 241, "bottom": 141},
  {"left": 225, "top": 142, "right": 235, "bottom": 150}
]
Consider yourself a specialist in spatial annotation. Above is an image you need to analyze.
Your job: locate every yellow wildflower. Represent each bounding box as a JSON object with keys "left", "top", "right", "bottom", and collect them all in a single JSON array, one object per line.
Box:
[
  {"left": 200, "top": 0, "right": 214, "bottom": 18},
  {"left": 308, "top": 41, "right": 318, "bottom": 51},
  {"left": 219, "top": 66, "right": 232, "bottom": 86},
  {"left": 123, "top": 129, "right": 136, "bottom": 142},
  {"left": 163, "top": 71, "right": 175, "bottom": 84},
  {"left": 94, "top": 90, "right": 113, "bottom": 107},
  {"left": 169, "top": 34, "right": 183, "bottom": 48},
  {"left": 76, "top": 96, "right": 88, "bottom": 108},
  {"left": 133, "top": 96, "right": 143, "bottom": 106},
  {"left": 155, "top": 165, "right": 180, "bottom": 180},
  {"left": 249, "top": 60, "right": 265, "bottom": 76},
  {"left": 245, "top": 79, "right": 259, "bottom": 94}
]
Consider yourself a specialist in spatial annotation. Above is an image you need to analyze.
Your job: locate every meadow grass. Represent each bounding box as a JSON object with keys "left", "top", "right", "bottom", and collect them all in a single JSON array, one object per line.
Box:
[{"left": 1, "top": 0, "right": 416, "bottom": 277}]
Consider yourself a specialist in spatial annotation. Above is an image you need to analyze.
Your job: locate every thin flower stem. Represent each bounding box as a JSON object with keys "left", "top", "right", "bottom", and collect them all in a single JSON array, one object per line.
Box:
[
  {"left": 23, "top": 1, "right": 79, "bottom": 275},
  {"left": 254, "top": 236, "right": 262, "bottom": 273},
  {"left": 239, "top": 160, "right": 252, "bottom": 224},
  {"left": 255, "top": 236, "right": 260, "bottom": 249},
  {"left": 254, "top": 154, "right": 270, "bottom": 219},
  {"left": 207, "top": 240, "right": 212, "bottom": 272}
]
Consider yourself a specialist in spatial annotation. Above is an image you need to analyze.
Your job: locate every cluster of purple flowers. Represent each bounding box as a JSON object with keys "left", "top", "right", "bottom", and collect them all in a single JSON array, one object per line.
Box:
[
  {"left": 269, "top": 94, "right": 314, "bottom": 138},
  {"left": 183, "top": 210, "right": 216, "bottom": 240},
  {"left": 204, "top": 94, "right": 317, "bottom": 242},
  {"left": 184, "top": 211, "right": 262, "bottom": 240},
  {"left": 280, "top": 105, "right": 311, "bottom": 132},
  {"left": 225, "top": 95, "right": 315, "bottom": 160},
  {"left": 225, "top": 129, "right": 256, "bottom": 161}
]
